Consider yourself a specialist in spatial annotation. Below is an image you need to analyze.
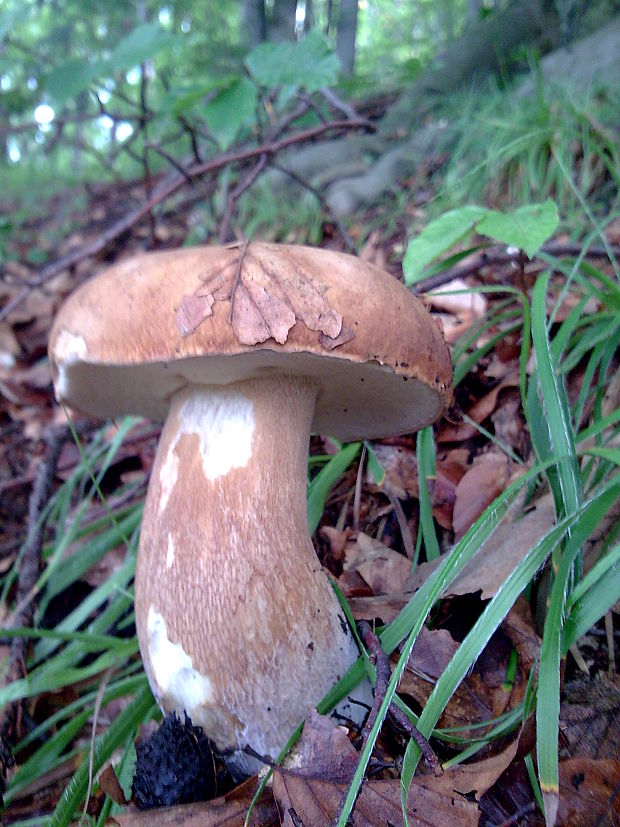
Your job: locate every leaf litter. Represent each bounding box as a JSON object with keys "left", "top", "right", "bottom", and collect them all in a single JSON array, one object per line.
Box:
[{"left": 0, "top": 176, "right": 618, "bottom": 826}]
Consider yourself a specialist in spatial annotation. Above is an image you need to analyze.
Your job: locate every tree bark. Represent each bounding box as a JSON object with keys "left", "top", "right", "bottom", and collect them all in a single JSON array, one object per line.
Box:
[
  {"left": 243, "top": 0, "right": 266, "bottom": 48},
  {"left": 336, "top": 0, "right": 358, "bottom": 76},
  {"left": 265, "top": 0, "right": 298, "bottom": 42}
]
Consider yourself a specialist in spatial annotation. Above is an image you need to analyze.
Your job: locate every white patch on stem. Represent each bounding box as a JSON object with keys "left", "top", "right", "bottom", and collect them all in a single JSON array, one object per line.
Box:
[
  {"left": 147, "top": 606, "right": 214, "bottom": 714},
  {"left": 173, "top": 387, "right": 255, "bottom": 481},
  {"left": 159, "top": 448, "right": 179, "bottom": 512}
]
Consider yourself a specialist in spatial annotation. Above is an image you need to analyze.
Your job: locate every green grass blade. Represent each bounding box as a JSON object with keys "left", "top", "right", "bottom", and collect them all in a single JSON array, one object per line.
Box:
[
  {"left": 306, "top": 442, "right": 361, "bottom": 534},
  {"left": 50, "top": 685, "right": 156, "bottom": 827},
  {"left": 416, "top": 427, "right": 440, "bottom": 561}
]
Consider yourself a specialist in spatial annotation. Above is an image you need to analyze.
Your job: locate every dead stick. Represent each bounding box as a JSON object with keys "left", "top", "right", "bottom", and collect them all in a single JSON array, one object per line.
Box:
[
  {"left": 0, "top": 117, "right": 372, "bottom": 323},
  {"left": 412, "top": 242, "right": 620, "bottom": 294},
  {"left": 0, "top": 424, "right": 68, "bottom": 795},
  {"left": 358, "top": 621, "right": 442, "bottom": 776}
]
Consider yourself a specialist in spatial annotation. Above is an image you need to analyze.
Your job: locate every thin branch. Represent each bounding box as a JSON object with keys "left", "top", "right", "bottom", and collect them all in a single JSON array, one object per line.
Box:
[
  {"left": 218, "top": 154, "right": 268, "bottom": 243},
  {"left": 358, "top": 620, "right": 442, "bottom": 776},
  {"left": 0, "top": 117, "right": 371, "bottom": 322},
  {"left": 0, "top": 425, "right": 68, "bottom": 795},
  {"left": 412, "top": 242, "right": 620, "bottom": 294}
]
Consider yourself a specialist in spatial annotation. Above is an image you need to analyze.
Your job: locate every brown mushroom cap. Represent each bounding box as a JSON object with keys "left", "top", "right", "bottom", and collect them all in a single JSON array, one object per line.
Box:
[{"left": 49, "top": 242, "right": 452, "bottom": 441}]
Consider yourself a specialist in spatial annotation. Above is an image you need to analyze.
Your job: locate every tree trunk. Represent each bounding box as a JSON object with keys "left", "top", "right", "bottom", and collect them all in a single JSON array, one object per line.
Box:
[
  {"left": 336, "top": 0, "right": 358, "bottom": 76},
  {"left": 265, "top": 0, "right": 299, "bottom": 42},
  {"left": 244, "top": 0, "right": 266, "bottom": 48},
  {"left": 382, "top": 0, "right": 558, "bottom": 135}
]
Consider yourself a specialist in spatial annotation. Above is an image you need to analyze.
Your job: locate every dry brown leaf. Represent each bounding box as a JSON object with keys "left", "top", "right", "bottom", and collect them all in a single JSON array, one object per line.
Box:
[
  {"left": 347, "top": 592, "right": 411, "bottom": 623},
  {"left": 421, "top": 736, "right": 520, "bottom": 801},
  {"left": 109, "top": 780, "right": 278, "bottom": 826},
  {"left": 273, "top": 711, "right": 478, "bottom": 826},
  {"left": 367, "top": 443, "right": 465, "bottom": 528},
  {"left": 182, "top": 244, "right": 345, "bottom": 347},
  {"left": 272, "top": 774, "right": 479, "bottom": 826},
  {"left": 452, "top": 453, "right": 513, "bottom": 540},
  {"left": 176, "top": 293, "right": 215, "bottom": 336},
  {"left": 344, "top": 533, "right": 412, "bottom": 595},
  {"left": 425, "top": 279, "right": 488, "bottom": 318},
  {"left": 407, "top": 493, "right": 556, "bottom": 600},
  {"left": 560, "top": 675, "right": 620, "bottom": 761},
  {"left": 557, "top": 758, "right": 620, "bottom": 826}
]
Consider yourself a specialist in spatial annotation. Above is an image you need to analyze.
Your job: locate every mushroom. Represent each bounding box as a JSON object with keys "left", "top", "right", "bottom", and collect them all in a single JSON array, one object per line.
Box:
[{"left": 49, "top": 242, "right": 452, "bottom": 771}]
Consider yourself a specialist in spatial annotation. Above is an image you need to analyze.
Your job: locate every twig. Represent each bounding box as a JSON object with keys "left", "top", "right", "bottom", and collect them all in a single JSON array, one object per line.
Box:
[
  {"left": 0, "top": 116, "right": 371, "bottom": 323},
  {"left": 218, "top": 154, "right": 268, "bottom": 244},
  {"left": 270, "top": 161, "right": 357, "bottom": 252},
  {"left": 412, "top": 242, "right": 620, "bottom": 294},
  {"left": 495, "top": 801, "right": 537, "bottom": 827},
  {"left": 0, "top": 424, "right": 68, "bottom": 796},
  {"left": 358, "top": 621, "right": 442, "bottom": 776}
]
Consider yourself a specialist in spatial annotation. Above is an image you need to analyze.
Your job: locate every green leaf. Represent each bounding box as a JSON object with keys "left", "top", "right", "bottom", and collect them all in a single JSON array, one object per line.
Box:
[
  {"left": 476, "top": 201, "right": 559, "bottom": 258},
  {"left": 46, "top": 58, "right": 99, "bottom": 104},
  {"left": 203, "top": 76, "right": 257, "bottom": 149},
  {"left": 246, "top": 29, "right": 339, "bottom": 93},
  {"left": 105, "top": 22, "right": 173, "bottom": 72},
  {"left": 403, "top": 206, "right": 488, "bottom": 285}
]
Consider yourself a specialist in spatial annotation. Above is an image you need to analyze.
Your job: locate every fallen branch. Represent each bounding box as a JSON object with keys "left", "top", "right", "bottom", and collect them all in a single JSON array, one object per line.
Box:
[
  {"left": 0, "top": 117, "right": 372, "bottom": 323},
  {"left": 412, "top": 242, "right": 620, "bottom": 294},
  {"left": 0, "top": 424, "right": 68, "bottom": 797},
  {"left": 358, "top": 620, "right": 442, "bottom": 776}
]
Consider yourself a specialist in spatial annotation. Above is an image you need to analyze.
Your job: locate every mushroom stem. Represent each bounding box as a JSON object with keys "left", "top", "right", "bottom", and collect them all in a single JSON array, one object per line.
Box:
[{"left": 135, "top": 374, "right": 362, "bottom": 766}]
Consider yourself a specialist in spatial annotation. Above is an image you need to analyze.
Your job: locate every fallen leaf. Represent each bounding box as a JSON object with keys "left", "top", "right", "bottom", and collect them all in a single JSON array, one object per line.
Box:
[
  {"left": 344, "top": 533, "right": 412, "bottom": 595},
  {"left": 272, "top": 774, "right": 478, "bottom": 826},
  {"left": 176, "top": 293, "right": 215, "bottom": 336},
  {"left": 452, "top": 453, "right": 513, "bottom": 540},
  {"left": 560, "top": 675, "right": 620, "bottom": 761},
  {"left": 421, "top": 736, "right": 520, "bottom": 801},
  {"left": 425, "top": 279, "right": 488, "bottom": 318},
  {"left": 191, "top": 244, "right": 345, "bottom": 347},
  {"left": 273, "top": 711, "right": 478, "bottom": 826},
  {"left": 407, "top": 492, "right": 556, "bottom": 600},
  {"left": 110, "top": 779, "right": 278, "bottom": 826},
  {"left": 557, "top": 757, "right": 620, "bottom": 826}
]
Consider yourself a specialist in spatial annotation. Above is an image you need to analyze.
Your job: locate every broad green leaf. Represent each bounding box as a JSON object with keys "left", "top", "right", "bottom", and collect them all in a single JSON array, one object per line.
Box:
[
  {"left": 203, "top": 76, "right": 257, "bottom": 149},
  {"left": 46, "top": 58, "right": 99, "bottom": 103},
  {"left": 105, "top": 22, "right": 173, "bottom": 72},
  {"left": 403, "top": 205, "right": 487, "bottom": 285},
  {"left": 477, "top": 201, "right": 559, "bottom": 258},
  {"left": 159, "top": 75, "right": 237, "bottom": 116},
  {"left": 246, "top": 29, "right": 339, "bottom": 93}
]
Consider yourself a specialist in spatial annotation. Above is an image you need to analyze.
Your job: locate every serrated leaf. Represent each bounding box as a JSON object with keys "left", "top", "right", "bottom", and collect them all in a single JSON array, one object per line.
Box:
[
  {"left": 476, "top": 200, "right": 559, "bottom": 258},
  {"left": 203, "top": 76, "right": 257, "bottom": 149},
  {"left": 403, "top": 205, "right": 488, "bottom": 285},
  {"left": 246, "top": 29, "right": 339, "bottom": 93}
]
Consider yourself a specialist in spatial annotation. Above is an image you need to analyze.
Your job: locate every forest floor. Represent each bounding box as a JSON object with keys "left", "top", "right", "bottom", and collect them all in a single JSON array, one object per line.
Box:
[{"left": 0, "top": 153, "right": 619, "bottom": 826}]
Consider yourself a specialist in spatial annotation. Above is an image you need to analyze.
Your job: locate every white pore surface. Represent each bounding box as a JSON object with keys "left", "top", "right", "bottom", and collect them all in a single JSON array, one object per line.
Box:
[
  {"left": 147, "top": 606, "right": 214, "bottom": 713},
  {"left": 169, "top": 386, "right": 255, "bottom": 482}
]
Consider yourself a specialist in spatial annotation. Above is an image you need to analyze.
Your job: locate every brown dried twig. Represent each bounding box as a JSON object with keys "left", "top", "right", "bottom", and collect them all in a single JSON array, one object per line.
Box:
[
  {"left": 412, "top": 242, "right": 620, "bottom": 294},
  {"left": 358, "top": 620, "right": 442, "bottom": 776},
  {"left": 0, "top": 424, "right": 69, "bottom": 797},
  {"left": 0, "top": 117, "right": 371, "bottom": 323}
]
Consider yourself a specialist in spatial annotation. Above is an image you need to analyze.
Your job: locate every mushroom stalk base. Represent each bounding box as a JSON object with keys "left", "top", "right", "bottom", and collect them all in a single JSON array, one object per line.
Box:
[{"left": 135, "top": 375, "right": 363, "bottom": 767}]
